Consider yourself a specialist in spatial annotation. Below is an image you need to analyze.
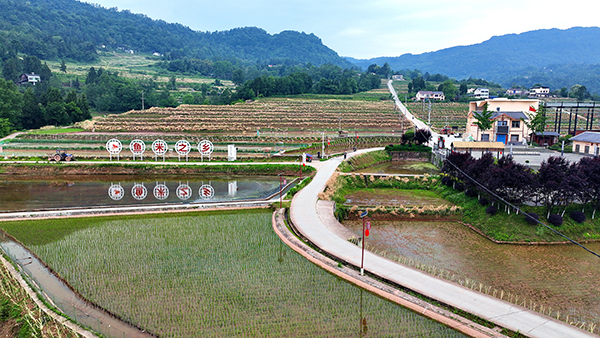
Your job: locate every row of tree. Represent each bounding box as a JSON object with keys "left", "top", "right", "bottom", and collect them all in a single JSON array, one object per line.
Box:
[
  {"left": 0, "top": 78, "right": 91, "bottom": 136},
  {"left": 442, "top": 152, "right": 600, "bottom": 218}
]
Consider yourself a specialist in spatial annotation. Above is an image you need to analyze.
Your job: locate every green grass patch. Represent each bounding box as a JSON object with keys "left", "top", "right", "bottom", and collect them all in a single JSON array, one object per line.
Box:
[
  {"left": 338, "top": 150, "right": 391, "bottom": 172},
  {"left": 28, "top": 128, "right": 85, "bottom": 135}
]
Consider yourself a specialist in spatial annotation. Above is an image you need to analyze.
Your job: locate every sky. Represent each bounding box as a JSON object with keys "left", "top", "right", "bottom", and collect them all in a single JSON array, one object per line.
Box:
[{"left": 84, "top": 0, "right": 599, "bottom": 59}]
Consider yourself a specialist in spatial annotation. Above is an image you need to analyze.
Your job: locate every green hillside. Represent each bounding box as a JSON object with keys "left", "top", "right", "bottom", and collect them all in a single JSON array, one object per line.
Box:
[{"left": 0, "top": 0, "right": 351, "bottom": 67}]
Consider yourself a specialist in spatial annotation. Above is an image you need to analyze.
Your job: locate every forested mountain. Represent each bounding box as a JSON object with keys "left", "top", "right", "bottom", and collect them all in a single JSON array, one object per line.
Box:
[
  {"left": 0, "top": 0, "right": 351, "bottom": 67},
  {"left": 347, "top": 27, "right": 600, "bottom": 92}
]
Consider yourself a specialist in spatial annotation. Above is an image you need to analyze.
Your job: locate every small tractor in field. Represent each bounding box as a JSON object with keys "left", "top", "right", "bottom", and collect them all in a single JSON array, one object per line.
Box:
[{"left": 48, "top": 149, "right": 75, "bottom": 162}]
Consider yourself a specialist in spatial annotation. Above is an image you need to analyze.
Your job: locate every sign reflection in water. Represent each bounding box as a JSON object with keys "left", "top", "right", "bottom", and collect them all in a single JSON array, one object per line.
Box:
[{"left": 112, "top": 182, "right": 217, "bottom": 202}]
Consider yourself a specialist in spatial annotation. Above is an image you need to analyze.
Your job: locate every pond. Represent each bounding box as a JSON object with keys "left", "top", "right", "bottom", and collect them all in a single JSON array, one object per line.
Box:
[
  {"left": 343, "top": 219, "right": 600, "bottom": 328},
  {"left": 0, "top": 175, "right": 290, "bottom": 212}
]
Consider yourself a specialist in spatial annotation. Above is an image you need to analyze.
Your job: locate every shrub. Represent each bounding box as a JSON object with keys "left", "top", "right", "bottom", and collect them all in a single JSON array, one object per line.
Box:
[
  {"left": 525, "top": 212, "right": 539, "bottom": 225},
  {"left": 454, "top": 182, "right": 464, "bottom": 191},
  {"left": 570, "top": 211, "right": 586, "bottom": 224},
  {"left": 465, "top": 188, "right": 477, "bottom": 198},
  {"left": 478, "top": 197, "right": 489, "bottom": 206},
  {"left": 485, "top": 205, "right": 497, "bottom": 215},
  {"left": 548, "top": 214, "right": 563, "bottom": 227},
  {"left": 441, "top": 176, "right": 453, "bottom": 186}
]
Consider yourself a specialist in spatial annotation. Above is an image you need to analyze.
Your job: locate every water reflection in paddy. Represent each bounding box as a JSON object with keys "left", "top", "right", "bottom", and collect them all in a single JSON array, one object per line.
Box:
[
  {"left": 344, "top": 220, "right": 600, "bottom": 326},
  {"left": 0, "top": 175, "right": 288, "bottom": 212}
]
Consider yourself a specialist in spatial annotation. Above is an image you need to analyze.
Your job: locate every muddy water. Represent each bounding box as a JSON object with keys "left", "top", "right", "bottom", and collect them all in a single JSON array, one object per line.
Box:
[
  {"left": 0, "top": 175, "right": 287, "bottom": 212},
  {"left": 344, "top": 220, "right": 600, "bottom": 325},
  {"left": 0, "top": 232, "right": 153, "bottom": 338}
]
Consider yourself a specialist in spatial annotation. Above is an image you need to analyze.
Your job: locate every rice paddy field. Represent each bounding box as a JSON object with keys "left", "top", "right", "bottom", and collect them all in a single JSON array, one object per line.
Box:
[{"left": 1, "top": 210, "right": 466, "bottom": 338}]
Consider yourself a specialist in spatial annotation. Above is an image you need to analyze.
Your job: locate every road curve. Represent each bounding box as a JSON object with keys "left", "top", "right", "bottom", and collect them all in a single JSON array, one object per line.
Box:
[{"left": 289, "top": 150, "right": 596, "bottom": 338}]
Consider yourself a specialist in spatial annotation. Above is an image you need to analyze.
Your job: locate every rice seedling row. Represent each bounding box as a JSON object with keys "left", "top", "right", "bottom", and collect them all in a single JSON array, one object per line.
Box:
[{"left": 18, "top": 212, "right": 466, "bottom": 337}]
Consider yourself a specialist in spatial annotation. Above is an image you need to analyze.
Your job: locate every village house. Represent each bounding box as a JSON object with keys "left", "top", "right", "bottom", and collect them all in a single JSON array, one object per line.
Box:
[
  {"left": 529, "top": 86, "right": 550, "bottom": 98},
  {"left": 16, "top": 73, "right": 41, "bottom": 86},
  {"left": 570, "top": 131, "right": 600, "bottom": 156},
  {"left": 472, "top": 88, "right": 489, "bottom": 99},
  {"left": 505, "top": 88, "right": 528, "bottom": 97},
  {"left": 465, "top": 98, "right": 540, "bottom": 144},
  {"left": 392, "top": 75, "right": 404, "bottom": 81},
  {"left": 415, "top": 91, "right": 445, "bottom": 101}
]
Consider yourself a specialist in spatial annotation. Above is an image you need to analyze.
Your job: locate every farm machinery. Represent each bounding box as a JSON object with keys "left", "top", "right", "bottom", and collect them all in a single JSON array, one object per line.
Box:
[{"left": 48, "top": 149, "right": 75, "bottom": 162}]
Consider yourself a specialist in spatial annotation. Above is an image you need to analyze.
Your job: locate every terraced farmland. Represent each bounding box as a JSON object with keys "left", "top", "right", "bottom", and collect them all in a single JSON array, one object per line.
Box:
[{"left": 90, "top": 98, "right": 406, "bottom": 135}]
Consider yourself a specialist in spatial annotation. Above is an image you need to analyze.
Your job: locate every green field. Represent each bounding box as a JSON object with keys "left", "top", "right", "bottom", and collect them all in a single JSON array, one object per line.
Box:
[{"left": 1, "top": 210, "right": 465, "bottom": 337}]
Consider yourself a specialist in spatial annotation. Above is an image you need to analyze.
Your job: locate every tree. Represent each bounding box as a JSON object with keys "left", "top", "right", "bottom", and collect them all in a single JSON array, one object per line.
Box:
[
  {"left": 414, "top": 128, "right": 431, "bottom": 145},
  {"left": 0, "top": 78, "right": 23, "bottom": 129},
  {"left": 60, "top": 60, "right": 67, "bottom": 73},
  {"left": 21, "top": 88, "right": 45, "bottom": 129},
  {"left": 522, "top": 105, "right": 547, "bottom": 146},
  {"left": 537, "top": 156, "right": 571, "bottom": 217},
  {"left": 0, "top": 118, "right": 11, "bottom": 137},
  {"left": 232, "top": 69, "right": 245, "bottom": 86},
  {"left": 473, "top": 103, "right": 493, "bottom": 141},
  {"left": 437, "top": 80, "right": 457, "bottom": 101},
  {"left": 459, "top": 84, "right": 468, "bottom": 96}
]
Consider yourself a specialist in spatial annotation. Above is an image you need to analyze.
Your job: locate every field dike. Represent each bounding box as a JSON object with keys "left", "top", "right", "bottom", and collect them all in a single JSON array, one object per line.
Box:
[{"left": 272, "top": 208, "right": 507, "bottom": 338}]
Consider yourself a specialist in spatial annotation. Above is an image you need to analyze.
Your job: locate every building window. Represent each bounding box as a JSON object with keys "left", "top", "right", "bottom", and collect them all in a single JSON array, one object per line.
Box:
[
  {"left": 576, "top": 144, "right": 581, "bottom": 153},
  {"left": 511, "top": 121, "right": 520, "bottom": 128},
  {"left": 585, "top": 145, "right": 590, "bottom": 154},
  {"left": 497, "top": 121, "right": 508, "bottom": 126},
  {"left": 481, "top": 134, "right": 490, "bottom": 141},
  {"left": 510, "top": 135, "right": 519, "bottom": 142}
]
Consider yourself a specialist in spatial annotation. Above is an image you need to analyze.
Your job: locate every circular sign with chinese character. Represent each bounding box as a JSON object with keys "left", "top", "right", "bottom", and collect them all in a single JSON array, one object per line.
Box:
[
  {"left": 175, "top": 140, "right": 191, "bottom": 156},
  {"left": 199, "top": 184, "right": 215, "bottom": 200},
  {"left": 106, "top": 139, "right": 122, "bottom": 155},
  {"left": 198, "top": 140, "right": 214, "bottom": 156},
  {"left": 176, "top": 183, "right": 192, "bottom": 200},
  {"left": 152, "top": 139, "right": 168, "bottom": 156},
  {"left": 153, "top": 183, "right": 169, "bottom": 200},
  {"left": 130, "top": 139, "right": 146, "bottom": 155},
  {"left": 108, "top": 183, "right": 124, "bottom": 201},
  {"left": 131, "top": 183, "right": 147, "bottom": 200}
]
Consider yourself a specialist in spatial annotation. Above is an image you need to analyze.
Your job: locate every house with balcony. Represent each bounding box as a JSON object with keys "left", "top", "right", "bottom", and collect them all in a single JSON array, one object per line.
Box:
[
  {"left": 473, "top": 88, "right": 489, "bottom": 99},
  {"left": 415, "top": 91, "right": 445, "bottom": 101},
  {"left": 465, "top": 98, "right": 540, "bottom": 144}
]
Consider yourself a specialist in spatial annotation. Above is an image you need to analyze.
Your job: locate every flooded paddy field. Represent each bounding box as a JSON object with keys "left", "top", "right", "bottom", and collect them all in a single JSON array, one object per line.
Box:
[
  {"left": 1, "top": 211, "right": 467, "bottom": 338},
  {"left": 0, "top": 175, "right": 287, "bottom": 212},
  {"left": 343, "top": 219, "right": 600, "bottom": 328}
]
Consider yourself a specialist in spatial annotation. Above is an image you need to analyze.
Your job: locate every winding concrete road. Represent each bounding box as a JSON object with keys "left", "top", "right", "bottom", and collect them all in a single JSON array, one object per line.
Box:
[{"left": 289, "top": 149, "right": 596, "bottom": 338}]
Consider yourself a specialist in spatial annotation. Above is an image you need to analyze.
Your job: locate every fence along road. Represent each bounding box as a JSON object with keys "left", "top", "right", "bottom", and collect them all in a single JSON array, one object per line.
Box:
[{"left": 289, "top": 149, "right": 596, "bottom": 338}]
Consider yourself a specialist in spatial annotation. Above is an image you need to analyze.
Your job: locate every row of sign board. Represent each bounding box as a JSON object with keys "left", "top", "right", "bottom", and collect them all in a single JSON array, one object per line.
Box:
[
  {"left": 109, "top": 182, "right": 215, "bottom": 201},
  {"left": 106, "top": 139, "right": 214, "bottom": 156}
]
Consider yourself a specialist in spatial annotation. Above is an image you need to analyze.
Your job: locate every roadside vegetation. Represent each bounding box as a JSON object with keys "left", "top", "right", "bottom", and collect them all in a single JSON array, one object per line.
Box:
[{"left": 0, "top": 256, "right": 83, "bottom": 338}]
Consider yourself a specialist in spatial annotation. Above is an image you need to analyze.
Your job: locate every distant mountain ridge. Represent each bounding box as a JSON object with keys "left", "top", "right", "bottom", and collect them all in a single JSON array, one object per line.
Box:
[
  {"left": 347, "top": 27, "right": 600, "bottom": 83},
  {"left": 0, "top": 0, "right": 352, "bottom": 67}
]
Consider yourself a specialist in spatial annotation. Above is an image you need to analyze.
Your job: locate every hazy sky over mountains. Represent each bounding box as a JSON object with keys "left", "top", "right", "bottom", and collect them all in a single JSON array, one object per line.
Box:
[{"left": 85, "top": 0, "right": 599, "bottom": 59}]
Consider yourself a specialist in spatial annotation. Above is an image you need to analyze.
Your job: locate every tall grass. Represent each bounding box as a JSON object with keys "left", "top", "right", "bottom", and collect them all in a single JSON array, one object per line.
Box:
[{"left": 12, "top": 211, "right": 466, "bottom": 337}]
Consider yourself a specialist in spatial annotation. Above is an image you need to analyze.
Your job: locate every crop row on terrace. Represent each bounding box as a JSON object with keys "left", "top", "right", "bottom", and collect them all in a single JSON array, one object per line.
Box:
[
  {"left": 89, "top": 98, "right": 405, "bottom": 134},
  {"left": 2, "top": 211, "right": 466, "bottom": 338}
]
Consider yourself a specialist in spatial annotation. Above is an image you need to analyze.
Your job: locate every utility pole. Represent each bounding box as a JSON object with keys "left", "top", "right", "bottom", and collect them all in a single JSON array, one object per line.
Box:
[
  {"left": 322, "top": 132, "right": 325, "bottom": 158},
  {"left": 428, "top": 99, "right": 432, "bottom": 127},
  {"left": 141, "top": 91, "right": 145, "bottom": 111}
]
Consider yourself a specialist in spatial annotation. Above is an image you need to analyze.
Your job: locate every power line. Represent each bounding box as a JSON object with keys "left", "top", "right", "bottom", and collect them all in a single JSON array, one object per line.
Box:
[{"left": 444, "top": 157, "right": 600, "bottom": 259}]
